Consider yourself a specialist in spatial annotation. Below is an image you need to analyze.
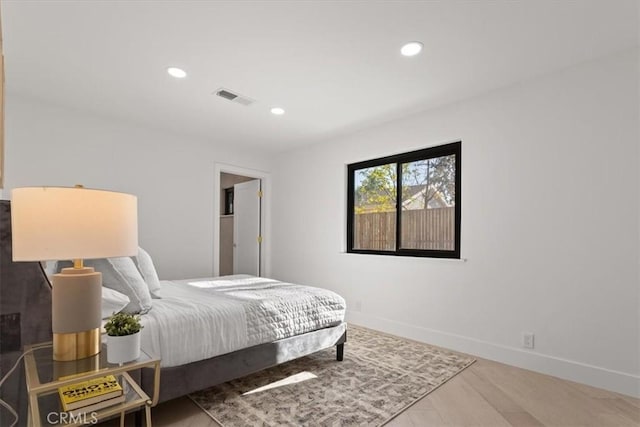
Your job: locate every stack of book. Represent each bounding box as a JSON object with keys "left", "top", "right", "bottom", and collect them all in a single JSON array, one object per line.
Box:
[{"left": 58, "top": 375, "right": 125, "bottom": 416}]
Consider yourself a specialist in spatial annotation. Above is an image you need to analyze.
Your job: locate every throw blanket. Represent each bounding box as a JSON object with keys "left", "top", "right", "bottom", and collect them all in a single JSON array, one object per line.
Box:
[{"left": 140, "top": 275, "right": 346, "bottom": 367}]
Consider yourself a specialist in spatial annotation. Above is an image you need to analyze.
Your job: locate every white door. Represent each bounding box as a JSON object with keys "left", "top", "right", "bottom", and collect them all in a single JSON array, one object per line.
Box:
[{"left": 233, "top": 179, "right": 261, "bottom": 276}]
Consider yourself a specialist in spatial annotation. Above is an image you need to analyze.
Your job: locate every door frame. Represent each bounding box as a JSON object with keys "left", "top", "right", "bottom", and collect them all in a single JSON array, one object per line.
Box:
[{"left": 213, "top": 163, "right": 271, "bottom": 277}]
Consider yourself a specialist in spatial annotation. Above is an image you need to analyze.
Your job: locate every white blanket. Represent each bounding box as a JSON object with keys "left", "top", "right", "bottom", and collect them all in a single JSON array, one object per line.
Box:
[{"left": 139, "top": 275, "right": 346, "bottom": 367}]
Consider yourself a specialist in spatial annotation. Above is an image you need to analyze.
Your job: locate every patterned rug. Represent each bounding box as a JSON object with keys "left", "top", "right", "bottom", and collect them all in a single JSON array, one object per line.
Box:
[{"left": 189, "top": 325, "right": 475, "bottom": 426}]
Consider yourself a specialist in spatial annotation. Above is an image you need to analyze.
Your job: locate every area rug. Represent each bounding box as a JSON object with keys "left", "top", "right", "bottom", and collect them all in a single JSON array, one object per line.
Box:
[{"left": 189, "top": 325, "right": 475, "bottom": 426}]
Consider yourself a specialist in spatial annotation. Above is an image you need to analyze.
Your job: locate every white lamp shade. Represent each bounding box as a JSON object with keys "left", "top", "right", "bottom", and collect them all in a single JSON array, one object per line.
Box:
[{"left": 11, "top": 187, "right": 138, "bottom": 261}]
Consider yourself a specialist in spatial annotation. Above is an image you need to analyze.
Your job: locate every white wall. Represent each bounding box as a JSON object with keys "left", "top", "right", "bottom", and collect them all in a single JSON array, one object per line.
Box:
[
  {"left": 271, "top": 49, "right": 640, "bottom": 396},
  {"left": 4, "top": 95, "right": 274, "bottom": 280}
]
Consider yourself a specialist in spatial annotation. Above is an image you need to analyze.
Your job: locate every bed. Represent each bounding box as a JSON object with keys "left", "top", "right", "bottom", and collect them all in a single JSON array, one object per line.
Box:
[
  {"left": 0, "top": 200, "right": 347, "bottom": 415},
  {"left": 138, "top": 275, "right": 347, "bottom": 403}
]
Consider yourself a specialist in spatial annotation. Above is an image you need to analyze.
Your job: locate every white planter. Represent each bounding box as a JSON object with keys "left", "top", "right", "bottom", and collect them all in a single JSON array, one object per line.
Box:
[{"left": 107, "top": 332, "right": 141, "bottom": 364}]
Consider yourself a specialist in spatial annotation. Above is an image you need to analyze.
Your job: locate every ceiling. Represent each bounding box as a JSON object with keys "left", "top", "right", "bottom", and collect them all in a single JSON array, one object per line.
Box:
[{"left": 3, "top": 1, "right": 638, "bottom": 152}]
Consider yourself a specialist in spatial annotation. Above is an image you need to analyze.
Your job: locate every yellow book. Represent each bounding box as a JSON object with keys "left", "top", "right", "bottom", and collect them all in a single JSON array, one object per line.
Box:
[
  {"left": 58, "top": 375, "right": 124, "bottom": 411},
  {"left": 68, "top": 394, "right": 126, "bottom": 417}
]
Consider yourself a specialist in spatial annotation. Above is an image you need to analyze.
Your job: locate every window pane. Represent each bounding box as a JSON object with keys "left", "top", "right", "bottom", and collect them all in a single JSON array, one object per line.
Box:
[
  {"left": 353, "top": 163, "right": 396, "bottom": 251},
  {"left": 400, "top": 155, "right": 456, "bottom": 250}
]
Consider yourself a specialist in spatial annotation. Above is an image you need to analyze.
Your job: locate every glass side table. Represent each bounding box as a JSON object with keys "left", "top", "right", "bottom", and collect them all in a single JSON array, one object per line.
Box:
[{"left": 24, "top": 343, "right": 160, "bottom": 427}]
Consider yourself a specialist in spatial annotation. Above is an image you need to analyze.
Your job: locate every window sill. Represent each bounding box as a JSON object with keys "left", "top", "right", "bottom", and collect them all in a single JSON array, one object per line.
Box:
[{"left": 338, "top": 251, "right": 468, "bottom": 262}]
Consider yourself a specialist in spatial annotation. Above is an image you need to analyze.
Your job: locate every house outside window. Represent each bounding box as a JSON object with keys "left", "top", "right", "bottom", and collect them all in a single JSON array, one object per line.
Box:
[{"left": 347, "top": 141, "right": 461, "bottom": 259}]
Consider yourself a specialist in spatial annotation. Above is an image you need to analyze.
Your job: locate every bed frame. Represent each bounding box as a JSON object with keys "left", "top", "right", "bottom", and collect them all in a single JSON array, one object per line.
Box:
[
  {"left": 0, "top": 200, "right": 346, "bottom": 418},
  {"left": 0, "top": 200, "right": 54, "bottom": 425},
  {"left": 141, "top": 323, "right": 346, "bottom": 403}
]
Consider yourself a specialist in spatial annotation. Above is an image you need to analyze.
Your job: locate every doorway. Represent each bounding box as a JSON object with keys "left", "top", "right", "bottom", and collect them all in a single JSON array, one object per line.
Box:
[
  {"left": 214, "top": 164, "right": 271, "bottom": 278},
  {"left": 219, "top": 173, "right": 259, "bottom": 276}
]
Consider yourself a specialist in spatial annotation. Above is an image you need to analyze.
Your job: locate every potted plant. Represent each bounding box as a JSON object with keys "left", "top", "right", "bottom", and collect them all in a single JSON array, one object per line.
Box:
[{"left": 105, "top": 312, "right": 143, "bottom": 364}]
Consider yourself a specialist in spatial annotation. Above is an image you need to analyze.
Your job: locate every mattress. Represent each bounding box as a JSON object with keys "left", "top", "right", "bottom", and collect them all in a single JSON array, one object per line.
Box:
[{"left": 139, "top": 275, "right": 346, "bottom": 367}]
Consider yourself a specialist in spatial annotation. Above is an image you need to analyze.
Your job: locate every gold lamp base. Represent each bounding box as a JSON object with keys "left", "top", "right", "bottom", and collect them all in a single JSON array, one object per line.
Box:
[{"left": 53, "top": 329, "right": 101, "bottom": 361}]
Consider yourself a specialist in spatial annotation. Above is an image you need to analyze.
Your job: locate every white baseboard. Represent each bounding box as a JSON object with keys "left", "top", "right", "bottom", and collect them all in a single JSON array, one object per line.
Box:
[{"left": 346, "top": 311, "right": 640, "bottom": 398}]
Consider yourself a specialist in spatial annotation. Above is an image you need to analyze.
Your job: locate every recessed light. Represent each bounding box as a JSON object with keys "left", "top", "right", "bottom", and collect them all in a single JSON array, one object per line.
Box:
[
  {"left": 271, "top": 107, "right": 285, "bottom": 115},
  {"left": 167, "top": 67, "right": 187, "bottom": 78},
  {"left": 400, "top": 41, "right": 423, "bottom": 57}
]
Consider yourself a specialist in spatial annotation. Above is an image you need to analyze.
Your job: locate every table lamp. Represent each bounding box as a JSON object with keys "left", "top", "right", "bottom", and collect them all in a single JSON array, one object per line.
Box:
[{"left": 11, "top": 186, "right": 138, "bottom": 361}]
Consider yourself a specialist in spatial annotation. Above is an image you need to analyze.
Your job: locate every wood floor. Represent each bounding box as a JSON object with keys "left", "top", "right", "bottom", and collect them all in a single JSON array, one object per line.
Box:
[{"left": 146, "top": 356, "right": 639, "bottom": 427}]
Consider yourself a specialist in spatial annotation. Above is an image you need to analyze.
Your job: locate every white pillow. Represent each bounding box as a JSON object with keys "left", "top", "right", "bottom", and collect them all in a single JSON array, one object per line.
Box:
[
  {"left": 133, "top": 247, "right": 162, "bottom": 297},
  {"left": 101, "top": 288, "right": 130, "bottom": 319},
  {"left": 41, "top": 260, "right": 58, "bottom": 282},
  {"left": 85, "top": 257, "right": 153, "bottom": 314}
]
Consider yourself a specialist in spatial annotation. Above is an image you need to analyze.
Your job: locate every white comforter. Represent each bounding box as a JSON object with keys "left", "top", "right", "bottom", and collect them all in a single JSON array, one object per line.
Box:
[{"left": 139, "top": 275, "right": 346, "bottom": 367}]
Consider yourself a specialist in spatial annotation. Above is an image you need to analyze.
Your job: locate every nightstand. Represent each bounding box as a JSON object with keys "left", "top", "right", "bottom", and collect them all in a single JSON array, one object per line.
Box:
[{"left": 24, "top": 342, "right": 160, "bottom": 427}]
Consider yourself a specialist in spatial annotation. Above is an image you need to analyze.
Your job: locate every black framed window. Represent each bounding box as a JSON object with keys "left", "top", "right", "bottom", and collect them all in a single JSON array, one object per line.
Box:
[{"left": 347, "top": 141, "right": 461, "bottom": 258}]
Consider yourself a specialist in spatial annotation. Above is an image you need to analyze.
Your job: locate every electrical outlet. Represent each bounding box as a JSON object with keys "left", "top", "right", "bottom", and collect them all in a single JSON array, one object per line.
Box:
[{"left": 522, "top": 332, "right": 535, "bottom": 349}]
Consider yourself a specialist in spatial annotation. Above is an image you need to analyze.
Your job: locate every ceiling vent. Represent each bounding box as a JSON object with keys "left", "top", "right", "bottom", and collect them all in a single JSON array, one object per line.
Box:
[{"left": 214, "top": 88, "right": 255, "bottom": 106}]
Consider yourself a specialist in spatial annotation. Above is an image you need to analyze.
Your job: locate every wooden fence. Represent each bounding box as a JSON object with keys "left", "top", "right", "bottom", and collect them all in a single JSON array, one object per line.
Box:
[{"left": 354, "top": 207, "right": 454, "bottom": 251}]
